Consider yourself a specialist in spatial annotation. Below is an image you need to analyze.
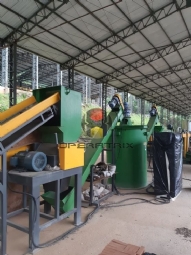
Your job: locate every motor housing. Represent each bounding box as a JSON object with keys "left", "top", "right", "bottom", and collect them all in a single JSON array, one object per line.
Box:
[{"left": 10, "top": 151, "right": 47, "bottom": 172}]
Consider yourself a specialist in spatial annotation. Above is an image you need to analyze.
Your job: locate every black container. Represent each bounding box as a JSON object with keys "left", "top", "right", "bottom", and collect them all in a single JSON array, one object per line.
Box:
[{"left": 153, "top": 132, "right": 183, "bottom": 198}]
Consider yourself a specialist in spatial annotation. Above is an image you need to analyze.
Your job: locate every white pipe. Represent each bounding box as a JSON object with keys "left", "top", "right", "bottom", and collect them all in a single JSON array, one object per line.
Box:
[{"left": 102, "top": 164, "right": 116, "bottom": 177}]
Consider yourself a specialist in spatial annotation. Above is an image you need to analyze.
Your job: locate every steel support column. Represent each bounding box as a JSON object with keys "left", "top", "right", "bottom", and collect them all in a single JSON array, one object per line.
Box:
[
  {"left": 0, "top": 153, "right": 8, "bottom": 255},
  {"left": 173, "top": 112, "right": 176, "bottom": 130},
  {"left": 87, "top": 77, "right": 91, "bottom": 104},
  {"left": 181, "top": 115, "right": 183, "bottom": 128},
  {"left": 102, "top": 83, "right": 107, "bottom": 125},
  {"left": 1, "top": 47, "right": 8, "bottom": 90},
  {"left": 57, "top": 64, "right": 61, "bottom": 86},
  {"left": 32, "top": 55, "right": 38, "bottom": 90},
  {"left": 101, "top": 83, "right": 107, "bottom": 162},
  {"left": 160, "top": 106, "right": 164, "bottom": 125},
  {"left": 167, "top": 109, "right": 170, "bottom": 124},
  {"left": 141, "top": 99, "right": 145, "bottom": 125},
  {"left": 72, "top": 69, "right": 74, "bottom": 90},
  {"left": 124, "top": 91, "right": 128, "bottom": 102},
  {"left": 68, "top": 68, "right": 74, "bottom": 90},
  {"left": 177, "top": 114, "right": 179, "bottom": 129},
  {"left": 176, "top": 113, "right": 179, "bottom": 131},
  {"left": 170, "top": 111, "right": 172, "bottom": 126},
  {"left": 82, "top": 76, "right": 86, "bottom": 104},
  {"left": 60, "top": 70, "right": 63, "bottom": 86},
  {"left": 99, "top": 83, "right": 102, "bottom": 107},
  {"left": 137, "top": 98, "right": 140, "bottom": 114},
  {"left": 129, "top": 95, "right": 133, "bottom": 113},
  {"left": 178, "top": 114, "right": 181, "bottom": 128},
  {"left": 85, "top": 76, "right": 88, "bottom": 104},
  {"left": 9, "top": 44, "right": 17, "bottom": 106},
  {"left": 170, "top": 111, "right": 173, "bottom": 127}
]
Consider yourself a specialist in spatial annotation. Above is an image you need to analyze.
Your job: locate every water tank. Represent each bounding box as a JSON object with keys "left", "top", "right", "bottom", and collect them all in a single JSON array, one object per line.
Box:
[{"left": 107, "top": 125, "right": 148, "bottom": 189}]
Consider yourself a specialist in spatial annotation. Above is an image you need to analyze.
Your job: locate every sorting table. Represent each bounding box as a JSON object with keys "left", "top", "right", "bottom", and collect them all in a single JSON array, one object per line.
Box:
[{"left": 7, "top": 167, "right": 82, "bottom": 252}]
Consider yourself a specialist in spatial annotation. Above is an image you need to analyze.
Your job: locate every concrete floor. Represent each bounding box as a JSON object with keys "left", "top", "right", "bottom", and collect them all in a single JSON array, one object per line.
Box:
[{"left": 6, "top": 164, "right": 191, "bottom": 255}]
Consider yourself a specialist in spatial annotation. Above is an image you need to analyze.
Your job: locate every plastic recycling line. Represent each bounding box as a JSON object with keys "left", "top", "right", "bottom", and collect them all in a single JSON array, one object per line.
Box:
[{"left": 0, "top": 86, "right": 172, "bottom": 255}]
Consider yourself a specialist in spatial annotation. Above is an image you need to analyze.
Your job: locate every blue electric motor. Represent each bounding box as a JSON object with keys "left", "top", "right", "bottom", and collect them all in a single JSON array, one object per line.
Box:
[
  {"left": 10, "top": 151, "right": 47, "bottom": 172},
  {"left": 108, "top": 96, "right": 120, "bottom": 109},
  {"left": 123, "top": 102, "right": 131, "bottom": 118}
]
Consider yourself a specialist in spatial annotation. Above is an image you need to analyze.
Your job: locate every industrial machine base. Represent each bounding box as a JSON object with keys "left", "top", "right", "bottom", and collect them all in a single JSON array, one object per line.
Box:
[
  {"left": 7, "top": 167, "right": 82, "bottom": 252},
  {"left": 89, "top": 165, "right": 115, "bottom": 205}
]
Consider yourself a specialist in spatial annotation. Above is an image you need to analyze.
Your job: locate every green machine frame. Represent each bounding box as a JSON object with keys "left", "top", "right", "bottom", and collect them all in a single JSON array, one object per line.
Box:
[{"left": 33, "top": 86, "right": 82, "bottom": 143}]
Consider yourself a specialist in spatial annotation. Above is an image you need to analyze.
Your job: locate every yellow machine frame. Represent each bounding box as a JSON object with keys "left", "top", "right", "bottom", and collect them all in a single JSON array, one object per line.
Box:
[
  {"left": 0, "top": 96, "right": 36, "bottom": 123},
  {"left": 182, "top": 133, "right": 191, "bottom": 158},
  {"left": 58, "top": 143, "right": 84, "bottom": 170},
  {"left": 0, "top": 93, "right": 60, "bottom": 137}
]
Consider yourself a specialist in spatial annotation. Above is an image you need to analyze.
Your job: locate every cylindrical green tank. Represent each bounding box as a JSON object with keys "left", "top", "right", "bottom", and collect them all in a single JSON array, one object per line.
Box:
[{"left": 107, "top": 125, "right": 148, "bottom": 189}]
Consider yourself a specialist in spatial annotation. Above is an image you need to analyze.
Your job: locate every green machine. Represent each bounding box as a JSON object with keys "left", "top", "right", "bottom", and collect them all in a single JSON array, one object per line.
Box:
[
  {"left": 107, "top": 96, "right": 159, "bottom": 189},
  {"left": 40, "top": 92, "right": 159, "bottom": 212},
  {"left": 33, "top": 86, "right": 82, "bottom": 143},
  {"left": 32, "top": 86, "right": 83, "bottom": 212},
  {"left": 42, "top": 93, "right": 125, "bottom": 213},
  {"left": 111, "top": 125, "right": 148, "bottom": 188}
]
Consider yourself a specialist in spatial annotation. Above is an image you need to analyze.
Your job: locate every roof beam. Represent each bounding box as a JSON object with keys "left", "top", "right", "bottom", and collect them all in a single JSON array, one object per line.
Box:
[
  {"left": 174, "top": 0, "right": 191, "bottom": 38},
  {"left": 32, "top": 0, "right": 188, "bottom": 109},
  {"left": 143, "top": 92, "right": 184, "bottom": 104},
  {"left": 0, "top": 20, "right": 115, "bottom": 84},
  {"left": 145, "top": 96, "right": 184, "bottom": 112},
  {"left": 98, "top": 0, "right": 191, "bottom": 86},
  {"left": 0, "top": 3, "right": 127, "bottom": 86},
  {"left": 98, "top": 36, "right": 191, "bottom": 82},
  {"left": 91, "top": 0, "right": 190, "bottom": 105},
  {"left": 1, "top": 0, "right": 188, "bottom": 110},
  {"left": 75, "top": 0, "right": 190, "bottom": 110},
  {"left": 138, "top": 76, "right": 191, "bottom": 94},
  {"left": 142, "top": 0, "right": 191, "bottom": 91},
  {"left": 62, "top": 0, "right": 187, "bottom": 68},
  {"left": 2, "top": 0, "right": 69, "bottom": 46},
  {"left": 120, "top": 60, "right": 191, "bottom": 90}
]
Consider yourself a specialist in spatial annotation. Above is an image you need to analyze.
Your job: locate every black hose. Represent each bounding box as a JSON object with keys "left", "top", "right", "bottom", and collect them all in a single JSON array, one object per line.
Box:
[
  {"left": 8, "top": 176, "right": 171, "bottom": 250},
  {"left": 8, "top": 183, "right": 100, "bottom": 249}
]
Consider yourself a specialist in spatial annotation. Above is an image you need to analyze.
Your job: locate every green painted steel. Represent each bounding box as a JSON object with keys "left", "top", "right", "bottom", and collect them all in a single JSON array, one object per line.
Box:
[
  {"left": 107, "top": 116, "right": 158, "bottom": 189},
  {"left": 111, "top": 125, "right": 148, "bottom": 188},
  {"left": 42, "top": 106, "right": 124, "bottom": 212},
  {"left": 33, "top": 86, "right": 81, "bottom": 143},
  {"left": 147, "top": 115, "right": 159, "bottom": 139},
  {"left": 62, "top": 107, "right": 124, "bottom": 212},
  {"left": 154, "top": 125, "right": 164, "bottom": 132}
]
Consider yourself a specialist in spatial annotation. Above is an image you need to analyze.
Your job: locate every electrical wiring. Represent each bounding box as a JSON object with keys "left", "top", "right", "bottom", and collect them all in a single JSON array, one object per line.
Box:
[
  {"left": 113, "top": 183, "right": 170, "bottom": 203},
  {"left": 7, "top": 184, "right": 38, "bottom": 223},
  {"left": 8, "top": 171, "right": 170, "bottom": 250},
  {"left": 182, "top": 177, "right": 191, "bottom": 181},
  {"left": 100, "top": 197, "right": 170, "bottom": 209},
  {"left": 32, "top": 203, "right": 100, "bottom": 249},
  {"left": 7, "top": 183, "right": 38, "bottom": 248},
  {"left": 8, "top": 182, "right": 100, "bottom": 249},
  {"left": 114, "top": 183, "right": 150, "bottom": 196}
]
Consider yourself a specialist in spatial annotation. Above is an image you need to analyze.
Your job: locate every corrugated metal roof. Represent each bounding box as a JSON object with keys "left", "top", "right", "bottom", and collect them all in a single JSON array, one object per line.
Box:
[{"left": 0, "top": 0, "right": 191, "bottom": 115}]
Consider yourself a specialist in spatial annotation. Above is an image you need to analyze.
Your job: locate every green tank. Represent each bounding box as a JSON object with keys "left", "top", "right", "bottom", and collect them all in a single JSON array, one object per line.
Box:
[{"left": 107, "top": 125, "right": 148, "bottom": 189}]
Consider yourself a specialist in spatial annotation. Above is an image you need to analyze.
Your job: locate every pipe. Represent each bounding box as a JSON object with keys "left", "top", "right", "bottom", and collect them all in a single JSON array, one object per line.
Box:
[{"left": 102, "top": 164, "right": 116, "bottom": 177}]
